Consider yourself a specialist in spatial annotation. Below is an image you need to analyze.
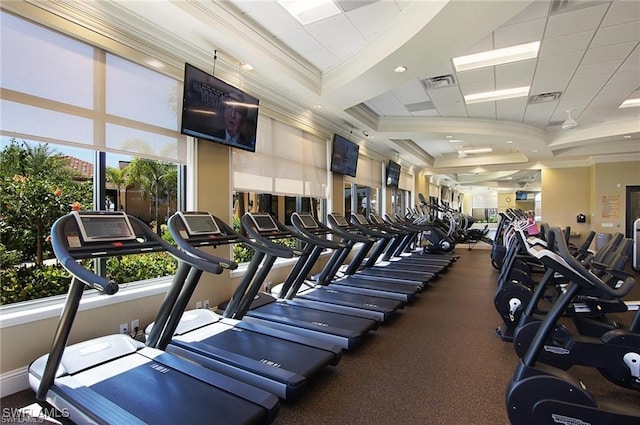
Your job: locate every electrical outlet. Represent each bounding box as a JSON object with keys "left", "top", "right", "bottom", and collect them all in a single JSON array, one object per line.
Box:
[
  {"left": 131, "top": 319, "right": 140, "bottom": 333},
  {"left": 120, "top": 323, "right": 129, "bottom": 335},
  {"left": 196, "top": 301, "right": 203, "bottom": 309},
  {"left": 203, "top": 300, "right": 210, "bottom": 309}
]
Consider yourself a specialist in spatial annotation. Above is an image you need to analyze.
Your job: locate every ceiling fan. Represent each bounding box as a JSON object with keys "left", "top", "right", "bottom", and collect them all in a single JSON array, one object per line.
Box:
[{"left": 562, "top": 110, "right": 578, "bottom": 129}]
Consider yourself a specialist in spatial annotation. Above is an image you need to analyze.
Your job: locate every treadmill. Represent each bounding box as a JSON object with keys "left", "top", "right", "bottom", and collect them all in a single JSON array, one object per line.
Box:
[
  {"left": 380, "top": 214, "right": 457, "bottom": 265},
  {"left": 368, "top": 213, "right": 452, "bottom": 271},
  {"left": 273, "top": 212, "right": 405, "bottom": 323},
  {"left": 223, "top": 212, "right": 378, "bottom": 350},
  {"left": 347, "top": 213, "right": 436, "bottom": 285},
  {"left": 29, "top": 211, "right": 278, "bottom": 425},
  {"left": 318, "top": 213, "right": 423, "bottom": 303},
  {"left": 144, "top": 211, "right": 342, "bottom": 400}
]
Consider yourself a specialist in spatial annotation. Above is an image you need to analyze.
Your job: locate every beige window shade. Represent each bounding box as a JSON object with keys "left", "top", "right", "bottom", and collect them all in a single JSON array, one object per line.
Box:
[{"left": 233, "top": 115, "right": 328, "bottom": 197}]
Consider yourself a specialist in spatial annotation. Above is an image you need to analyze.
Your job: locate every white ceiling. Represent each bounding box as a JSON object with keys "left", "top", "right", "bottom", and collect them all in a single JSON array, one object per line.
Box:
[{"left": 4, "top": 0, "right": 639, "bottom": 191}]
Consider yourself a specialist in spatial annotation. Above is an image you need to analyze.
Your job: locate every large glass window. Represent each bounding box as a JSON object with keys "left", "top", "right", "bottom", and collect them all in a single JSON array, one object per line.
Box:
[{"left": 0, "top": 11, "right": 185, "bottom": 305}]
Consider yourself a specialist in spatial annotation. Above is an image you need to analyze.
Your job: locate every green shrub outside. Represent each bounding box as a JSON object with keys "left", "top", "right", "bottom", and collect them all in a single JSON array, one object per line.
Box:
[{"left": 0, "top": 252, "right": 178, "bottom": 305}]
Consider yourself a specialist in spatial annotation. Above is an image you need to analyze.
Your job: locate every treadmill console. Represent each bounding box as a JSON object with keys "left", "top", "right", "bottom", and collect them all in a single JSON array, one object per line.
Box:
[
  {"left": 329, "top": 214, "right": 349, "bottom": 227},
  {"left": 73, "top": 211, "right": 136, "bottom": 242},
  {"left": 297, "top": 213, "right": 319, "bottom": 229},
  {"left": 370, "top": 214, "right": 384, "bottom": 225},
  {"left": 177, "top": 211, "right": 222, "bottom": 236},
  {"left": 248, "top": 213, "right": 279, "bottom": 232},
  {"left": 353, "top": 213, "right": 369, "bottom": 225}
]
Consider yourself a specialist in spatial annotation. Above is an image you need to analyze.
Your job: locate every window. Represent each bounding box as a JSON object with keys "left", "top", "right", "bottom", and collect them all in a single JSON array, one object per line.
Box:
[{"left": 0, "top": 11, "right": 186, "bottom": 305}]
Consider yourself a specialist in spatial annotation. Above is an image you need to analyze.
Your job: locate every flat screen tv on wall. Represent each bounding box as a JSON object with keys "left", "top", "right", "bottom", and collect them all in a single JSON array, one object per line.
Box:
[
  {"left": 180, "top": 63, "right": 259, "bottom": 152},
  {"left": 515, "top": 190, "right": 528, "bottom": 200},
  {"left": 386, "top": 160, "right": 401, "bottom": 187},
  {"left": 330, "top": 134, "right": 359, "bottom": 177}
]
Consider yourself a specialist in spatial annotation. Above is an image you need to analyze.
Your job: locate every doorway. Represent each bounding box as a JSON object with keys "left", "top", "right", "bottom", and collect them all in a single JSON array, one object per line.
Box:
[{"left": 626, "top": 185, "right": 640, "bottom": 238}]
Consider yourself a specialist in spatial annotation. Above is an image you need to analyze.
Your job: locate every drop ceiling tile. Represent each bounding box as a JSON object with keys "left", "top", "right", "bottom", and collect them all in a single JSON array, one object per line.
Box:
[
  {"left": 535, "top": 51, "right": 583, "bottom": 75},
  {"left": 572, "top": 59, "right": 624, "bottom": 82},
  {"left": 391, "top": 79, "right": 429, "bottom": 105},
  {"left": 344, "top": 1, "right": 402, "bottom": 40},
  {"left": 233, "top": 1, "right": 300, "bottom": 37},
  {"left": 581, "top": 40, "right": 638, "bottom": 65},
  {"left": 545, "top": 3, "right": 609, "bottom": 38},
  {"left": 496, "top": 73, "right": 534, "bottom": 90},
  {"left": 467, "top": 102, "right": 496, "bottom": 120},
  {"left": 524, "top": 102, "right": 557, "bottom": 127},
  {"left": 419, "top": 61, "right": 457, "bottom": 80},
  {"left": 601, "top": 0, "right": 640, "bottom": 27},
  {"left": 495, "top": 59, "right": 537, "bottom": 79},
  {"left": 591, "top": 20, "right": 640, "bottom": 48},
  {"left": 530, "top": 74, "right": 573, "bottom": 95},
  {"left": 494, "top": 17, "right": 546, "bottom": 48},
  {"left": 503, "top": 0, "right": 552, "bottom": 26},
  {"left": 459, "top": 81, "right": 497, "bottom": 96},
  {"left": 455, "top": 67, "right": 494, "bottom": 86},
  {"left": 366, "top": 91, "right": 407, "bottom": 116},
  {"left": 539, "top": 30, "right": 594, "bottom": 57},
  {"left": 497, "top": 97, "right": 528, "bottom": 121},
  {"left": 305, "top": 14, "right": 366, "bottom": 49},
  {"left": 457, "top": 34, "right": 494, "bottom": 56}
]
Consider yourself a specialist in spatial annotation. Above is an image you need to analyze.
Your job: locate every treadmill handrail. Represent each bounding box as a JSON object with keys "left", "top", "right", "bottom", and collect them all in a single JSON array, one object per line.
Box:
[
  {"left": 241, "top": 213, "right": 300, "bottom": 258},
  {"left": 349, "top": 214, "right": 394, "bottom": 239},
  {"left": 290, "top": 213, "right": 345, "bottom": 250},
  {"left": 51, "top": 213, "right": 223, "bottom": 294},
  {"left": 326, "top": 213, "right": 375, "bottom": 243}
]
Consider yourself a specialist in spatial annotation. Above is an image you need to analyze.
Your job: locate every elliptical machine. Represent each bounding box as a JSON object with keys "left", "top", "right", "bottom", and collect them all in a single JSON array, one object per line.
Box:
[{"left": 413, "top": 194, "right": 456, "bottom": 254}]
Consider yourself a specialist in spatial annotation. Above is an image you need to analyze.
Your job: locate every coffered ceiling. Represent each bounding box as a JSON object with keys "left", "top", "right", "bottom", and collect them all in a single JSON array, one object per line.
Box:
[{"left": 3, "top": 0, "right": 639, "bottom": 191}]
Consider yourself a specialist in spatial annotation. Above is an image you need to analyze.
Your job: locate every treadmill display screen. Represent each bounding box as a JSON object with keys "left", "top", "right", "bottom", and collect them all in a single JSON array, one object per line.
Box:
[
  {"left": 370, "top": 214, "right": 383, "bottom": 224},
  {"left": 298, "top": 214, "right": 318, "bottom": 229},
  {"left": 180, "top": 212, "right": 221, "bottom": 235},
  {"left": 251, "top": 214, "right": 279, "bottom": 232},
  {"left": 353, "top": 214, "right": 368, "bottom": 225},
  {"left": 74, "top": 212, "right": 136, "bottom": 242},
  {"left": 331, "top": 214, "right": 349, "bottom": 227}
]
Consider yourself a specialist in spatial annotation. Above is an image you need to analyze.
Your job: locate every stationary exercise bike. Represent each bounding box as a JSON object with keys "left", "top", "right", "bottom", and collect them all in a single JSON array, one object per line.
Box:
[
  {"left": 506, "top": 227, "right": 640, "bottom": 424},
  {"left": 511, "top": 228, "right": 640, "bottom": 391}
]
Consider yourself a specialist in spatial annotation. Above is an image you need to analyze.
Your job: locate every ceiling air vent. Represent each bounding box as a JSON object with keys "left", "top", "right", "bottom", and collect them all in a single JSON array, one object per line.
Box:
[
  {"left": 422, "top": 74, "right": 457, "bottom": 90},
  {"left": 405, "top": 101, "right": 435, "bottom": 113},
  {"left": 528, "top": 91, "right": 562, "bottom": 104}
]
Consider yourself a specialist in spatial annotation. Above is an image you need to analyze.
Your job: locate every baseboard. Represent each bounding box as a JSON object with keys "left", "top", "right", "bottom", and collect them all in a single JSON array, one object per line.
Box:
[{"left": 0, "top": 367, "right": 29, "bottom": 398}]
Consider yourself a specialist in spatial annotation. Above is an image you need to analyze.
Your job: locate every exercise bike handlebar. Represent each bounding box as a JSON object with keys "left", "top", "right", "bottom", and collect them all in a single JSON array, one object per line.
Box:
[{"left": 550, "top": 227, "right": 635, "bottom": 299}]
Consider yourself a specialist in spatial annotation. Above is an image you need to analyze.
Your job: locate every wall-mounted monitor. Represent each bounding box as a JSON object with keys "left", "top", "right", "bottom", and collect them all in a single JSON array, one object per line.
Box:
[
  {"left": 181, "top": 63, "right": 259, "bottom": 152},
  {"left": 515, "top": 191, "right": 528, "bottom": 201},
  {"left": 386, "top": 160, "right": 401, "bottom": 187},
  {"left": 330, "top": 134, "right": 359, "bottom": 177}
]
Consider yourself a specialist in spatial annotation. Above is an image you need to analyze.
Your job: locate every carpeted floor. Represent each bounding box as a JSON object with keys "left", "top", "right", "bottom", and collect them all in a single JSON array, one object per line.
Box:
[{"left": 3, "top": 245, "right": 639, "bottom": 424}]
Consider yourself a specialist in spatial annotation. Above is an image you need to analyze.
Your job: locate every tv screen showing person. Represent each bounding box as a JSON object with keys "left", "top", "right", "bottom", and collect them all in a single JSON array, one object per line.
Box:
[{"left": 181, "top": 63, "right": 258, "bottom": 152}]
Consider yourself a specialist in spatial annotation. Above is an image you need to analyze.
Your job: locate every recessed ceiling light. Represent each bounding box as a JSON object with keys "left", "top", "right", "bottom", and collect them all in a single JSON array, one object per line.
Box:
[
  {"left": 532, "top": 149, "right": 538, "bottom": 152},
  {"left": 623, "top": 135, "right": 632, "bottom": 138},
  {"left": 394, "top": 65, "right": 407, "bottom": 73},
  {"left": 452, "top": 41, "right": 540, "bottom": 72},
  {"left": 464, "top": 86, "right": 530, "bottom": 104},
  {"left": 506, "top": 140, "right": 513, "bottom": 144},
  {"left": 241, "top": 63, "right": 254, "bottom": 71},
  {"left": 446, "top": 135, "right": 453, "bottom": 138},
  {"left": 619, "top": 98, "right": 640, "bottom": 108},
  {"left": 278, "top": 0, "right": 341, "bottom": 25}
]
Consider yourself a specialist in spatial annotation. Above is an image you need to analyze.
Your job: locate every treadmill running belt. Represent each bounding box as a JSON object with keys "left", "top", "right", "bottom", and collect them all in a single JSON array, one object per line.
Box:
[
  {"left": 87, "top": 361, "right": 267, "bottom": 425},
  {"left": 249, "top": 303, "right": 376, "bottom": 337},
  {"left": 199, "top": 329, "right": 334, "bottom": 376}
]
